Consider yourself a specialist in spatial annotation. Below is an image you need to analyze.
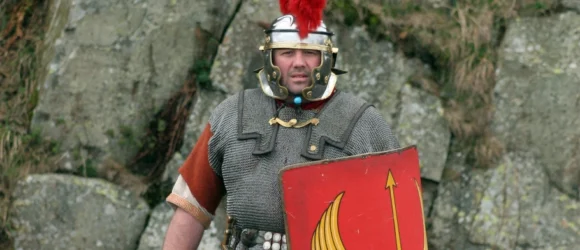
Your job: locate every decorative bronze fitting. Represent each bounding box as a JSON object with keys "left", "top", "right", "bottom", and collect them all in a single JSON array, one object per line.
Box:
[
  {"left": 269, "top": 118, "right": 297, "bottom": 127},
  {"left": 324, "top": 38, "right": 333, "bottom": 47},
  {"left": 269, "top": 117, "right": 319, "bottom": 128},
  {"left": 222, "top": 215, "right": 237, "bottom": 250},
  {"left": 294, "top": 118, "right": 320, "bottom": 128}
]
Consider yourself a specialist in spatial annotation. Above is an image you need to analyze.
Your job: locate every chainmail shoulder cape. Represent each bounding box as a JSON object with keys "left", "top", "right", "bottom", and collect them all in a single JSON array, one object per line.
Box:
[{"left": 207, "top": 88, "right": 399, "bottom": 232}]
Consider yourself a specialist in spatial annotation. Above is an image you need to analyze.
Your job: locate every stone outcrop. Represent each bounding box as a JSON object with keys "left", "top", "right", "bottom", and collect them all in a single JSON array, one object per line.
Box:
[
  {"left": 396, "top": 83, "right": 450, "bottom": 215},
  {"left": 31, "top": 0, "right": 239, "bottom": 172},
  {"left": 563, "top": 0, "right": 580, "bottom": 12},
  {"left": 494, "top": 11, "right": 580, "bottom": 198},
  {"left": 210, "top": 0, "right": 281, "bottom": 93},
  {"left": 162, "top": 89, "right": 229, "bottom": 183},
  {"left": 330, "top": 25, "right": 424, "bottom": 125},
  {"left": 10, "top": 174, "right": 149, "bottom": 249},
  {"left": 396, "top": 84, "right": 450, "bottom": 182},
  {"left": 429, "top": 12, "right": 580, "bottom": 249}
]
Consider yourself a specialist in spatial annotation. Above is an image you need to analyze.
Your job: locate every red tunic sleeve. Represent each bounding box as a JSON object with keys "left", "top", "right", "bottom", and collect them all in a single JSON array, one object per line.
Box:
[
  {"left": 179, "top": 123, "right": 225, "bottom": 213},
  {"left": 166, "top": 123, "right": 225, "bottom": 227}
]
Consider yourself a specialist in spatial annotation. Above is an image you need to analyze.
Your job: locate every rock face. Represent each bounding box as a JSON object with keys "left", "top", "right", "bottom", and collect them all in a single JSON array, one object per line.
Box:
[
  {"left": 10, "top": 174, "right": 149, "bottom": 250},
  {"left": 31, "top": 0, "right": 238, "bottom": 171},
  {"left": 162, "top": 89, "right": 229, "bottom": 183},
  {"left": 494, "top": 11, "right": 580, "bottom": 198},
  {"left": 396, "top": 84, "right": 450, "bottom": 216},
  {"left": 330, "top": 25, "right": 423, "bottom": 125},
  {"left": 136, "top": 203, "right": 172, "bottom": 250},
  {"left": 396, "top": 84, "right": 449, "bottom": 182},
  {"left": 562, "top": 0, "right": 580, "bottom": 11},
  {"left": 429, "top": 12, "right": 580, "bottom": 249},
  {"left": 210, "top": 0, "right": 281, "bottom": 93}
]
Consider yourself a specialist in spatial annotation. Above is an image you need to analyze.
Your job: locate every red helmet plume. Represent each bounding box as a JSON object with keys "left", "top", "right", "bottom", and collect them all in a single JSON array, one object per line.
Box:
[{"left": 279, "top": 0, "right": 327, "bottom": 39}]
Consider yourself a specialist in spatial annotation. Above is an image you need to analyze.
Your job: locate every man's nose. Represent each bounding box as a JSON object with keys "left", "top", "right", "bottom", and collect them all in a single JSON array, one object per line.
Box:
[{"left": 293, "top": 51, "right": 306, "bottom": 67}]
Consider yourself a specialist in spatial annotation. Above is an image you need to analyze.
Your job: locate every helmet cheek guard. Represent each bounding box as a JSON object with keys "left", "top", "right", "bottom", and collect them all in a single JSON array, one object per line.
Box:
[
  {"left": 302, "top": 48, "right": 335, "bottom": 101},
  {"left": 256, "top": 15, "right": 346, "bottom": 102},
  {"left": 257, "top": 48, "right": 288, "bottom": 99}
]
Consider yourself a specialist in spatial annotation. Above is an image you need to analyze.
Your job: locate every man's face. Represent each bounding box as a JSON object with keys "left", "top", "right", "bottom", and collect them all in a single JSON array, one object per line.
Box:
[{"left": 273, "top": 49, "right": 321, "bottom": 95}]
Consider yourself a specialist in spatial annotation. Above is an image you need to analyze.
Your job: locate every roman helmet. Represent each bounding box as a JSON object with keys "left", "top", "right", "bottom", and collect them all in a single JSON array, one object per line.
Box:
[{"left": 256, "top": 0, "right": 346, "bottom": 105}]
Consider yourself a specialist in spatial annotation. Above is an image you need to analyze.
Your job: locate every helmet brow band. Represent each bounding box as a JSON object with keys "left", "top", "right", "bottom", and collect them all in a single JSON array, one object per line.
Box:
[{"left": 265, "top": 43, "right": 330, "bottom": 51}]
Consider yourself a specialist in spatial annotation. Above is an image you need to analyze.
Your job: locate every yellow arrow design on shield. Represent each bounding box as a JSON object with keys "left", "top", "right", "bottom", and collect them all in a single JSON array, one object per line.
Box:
[{"left": 386, "top": 170, "right": 402, "bottom": 250}]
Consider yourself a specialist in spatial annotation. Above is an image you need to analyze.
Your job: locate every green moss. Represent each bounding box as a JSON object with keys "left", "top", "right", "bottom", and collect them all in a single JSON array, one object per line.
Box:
[
  {"left": 94, "top": 184, "right": 122, "bottom": 205},
  {"left": 119, "top": 125, "right": 133, "bottom": 138},
  {"left": 533, "top": 1, "right": 548, "bottom": 10},
  {"left": 331, "top": 0, "right": 360, "bottom": 26},
  {"left": 72, "top": 147, "right": 81, "bottom": 161},
  {"left": 193, "top": 59, "right": 212, "bottom": 89},
  {"left": 157, "top": 120, "right": 166, "bottom": 132},
  {"left": 80, "top": 159, "right": 98, "bottom": 178},
  {"left": 55, "top": 118, "right": 66, "bottom": 125},
  {"left": 516, "top": 0, "right": 559, "bottom": 16},
  {"left": 49, "top": 141, "right": 60, "bottom": 154},
  {"left": 22, "top": 127, "right": 43, "bottom": 147},
  {"left": 119, "top": 124, "right": 142, "bottom": 148},
  {"left": 105, "top": 129, "right": 115, "bottom": 138}
]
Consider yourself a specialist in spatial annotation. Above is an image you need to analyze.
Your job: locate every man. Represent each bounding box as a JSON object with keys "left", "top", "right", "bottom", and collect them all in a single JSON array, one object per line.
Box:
[{"left": 163, "top": 14, "right": 400, "bottom": 250}]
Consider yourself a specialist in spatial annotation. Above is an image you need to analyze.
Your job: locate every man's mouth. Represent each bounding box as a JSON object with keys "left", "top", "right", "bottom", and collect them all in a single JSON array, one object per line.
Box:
[{"left": 291, "top": 74, "right": 308, "bottom": 80}]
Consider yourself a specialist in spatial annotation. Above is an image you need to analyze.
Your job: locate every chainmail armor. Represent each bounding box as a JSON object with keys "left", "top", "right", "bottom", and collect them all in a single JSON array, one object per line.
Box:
[{"left": 208, "top": 89, "right": 399, "bottom": 235}]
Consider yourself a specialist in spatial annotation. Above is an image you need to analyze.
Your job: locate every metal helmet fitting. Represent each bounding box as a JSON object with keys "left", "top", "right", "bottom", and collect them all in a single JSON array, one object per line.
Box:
[{"left": 256, "top": 15, "right": 345, "bottom": 102}]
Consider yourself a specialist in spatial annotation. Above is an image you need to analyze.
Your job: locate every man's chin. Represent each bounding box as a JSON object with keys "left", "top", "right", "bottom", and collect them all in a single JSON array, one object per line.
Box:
[
  {"left": 288, "top": 83, "right": 310, "bottom": 92},
  {"left": 287, "top": 89, "right": 303, "bottom": 96},
  {"left": 288, "top": 87, "right": 308, "bottom": 95}
]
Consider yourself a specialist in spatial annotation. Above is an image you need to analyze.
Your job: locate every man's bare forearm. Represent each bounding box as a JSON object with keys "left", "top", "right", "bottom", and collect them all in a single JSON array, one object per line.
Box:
[{"left": 163, "top": 207, "right": 205, "bottom": 250}]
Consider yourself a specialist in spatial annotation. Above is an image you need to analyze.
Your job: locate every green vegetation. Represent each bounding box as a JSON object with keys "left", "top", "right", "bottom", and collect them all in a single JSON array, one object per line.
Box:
[
  {"left": 119, "top": 124, "right": 143, "bottom": 149},
  {"left": 193, "top": 59, "right": 213, "bottom": 89},
  {"left": 0, "top": 0, "right": 55, "bottom": 248}
]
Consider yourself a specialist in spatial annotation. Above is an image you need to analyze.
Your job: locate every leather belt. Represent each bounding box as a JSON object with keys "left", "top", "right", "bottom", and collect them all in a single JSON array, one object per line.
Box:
[{"left": 222, "top": 216, "right": 288, "bottom": 250}]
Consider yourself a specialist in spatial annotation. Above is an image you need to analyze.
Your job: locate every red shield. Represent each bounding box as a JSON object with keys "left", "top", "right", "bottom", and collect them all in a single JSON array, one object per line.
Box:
[{"left": 279, "top": 146, "right": 427, "bottom": 250}]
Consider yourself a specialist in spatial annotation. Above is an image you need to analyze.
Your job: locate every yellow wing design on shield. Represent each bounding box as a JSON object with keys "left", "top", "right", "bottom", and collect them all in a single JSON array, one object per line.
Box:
[{"left": 311, "top": 192, "right": 346, "bottom": 250}]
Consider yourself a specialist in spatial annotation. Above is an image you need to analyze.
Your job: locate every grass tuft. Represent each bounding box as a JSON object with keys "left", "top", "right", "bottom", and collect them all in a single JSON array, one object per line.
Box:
[{"left": 1, "top": 0, "right": 55, "bottom": 248}]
